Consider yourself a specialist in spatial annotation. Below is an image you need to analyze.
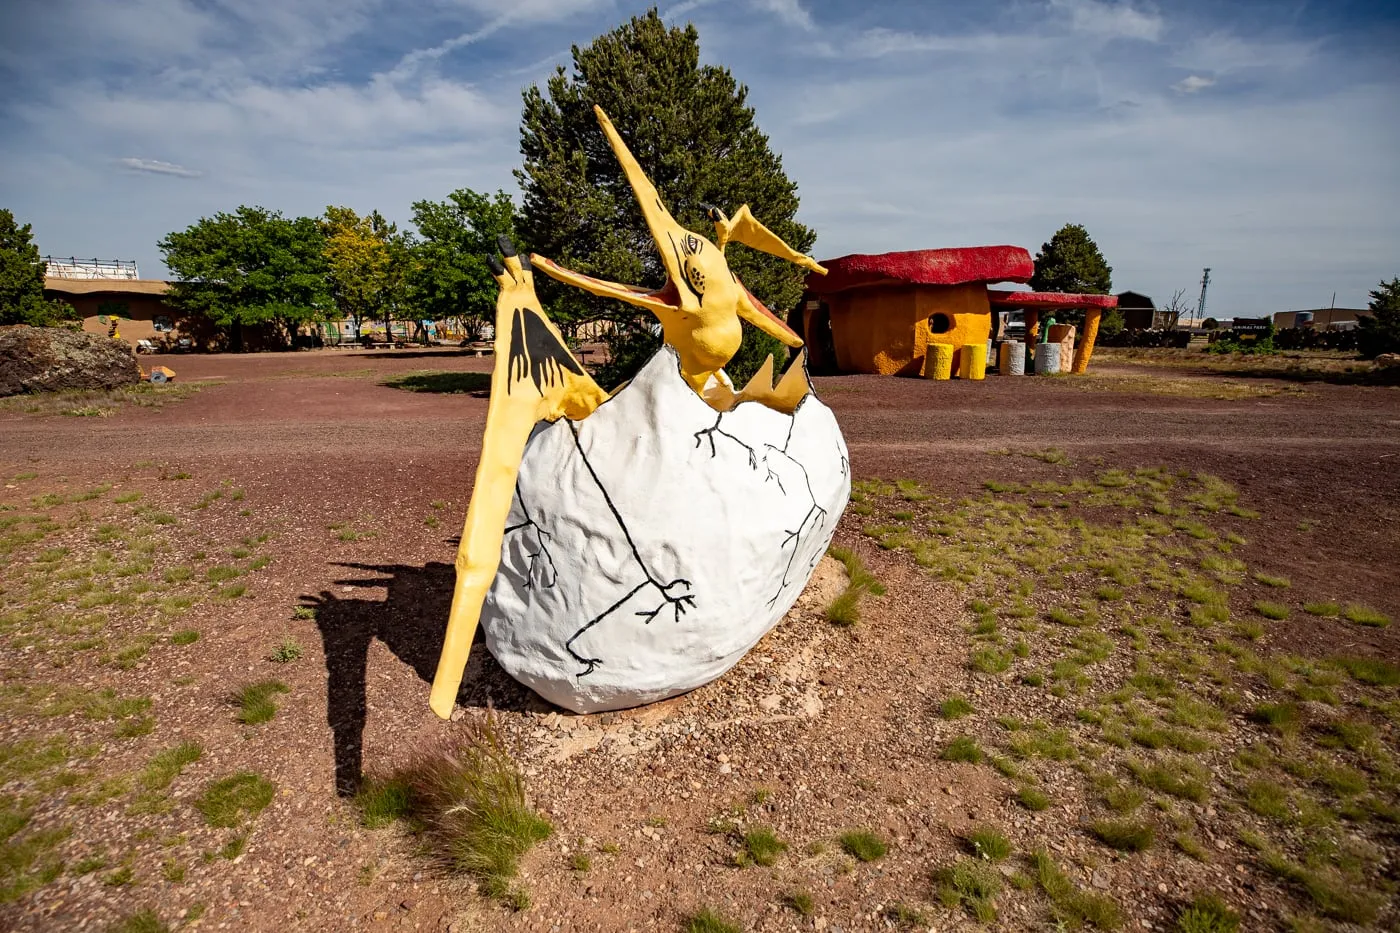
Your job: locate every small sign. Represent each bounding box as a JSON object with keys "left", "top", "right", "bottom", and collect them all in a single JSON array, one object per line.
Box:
[{"left": 1232, "top": 317, "right": 1271, "bottom": 334}]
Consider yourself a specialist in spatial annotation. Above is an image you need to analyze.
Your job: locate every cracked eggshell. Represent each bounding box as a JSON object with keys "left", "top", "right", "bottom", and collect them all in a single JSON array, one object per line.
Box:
[{"left": 481, "top": 345, "right": 850, "bottom": 713}]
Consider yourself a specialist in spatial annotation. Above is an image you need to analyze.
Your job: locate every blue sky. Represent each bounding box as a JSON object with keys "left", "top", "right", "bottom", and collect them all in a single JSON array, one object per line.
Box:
[{"left": 2, "top": 0, "right": 1397, "bottom": 315}]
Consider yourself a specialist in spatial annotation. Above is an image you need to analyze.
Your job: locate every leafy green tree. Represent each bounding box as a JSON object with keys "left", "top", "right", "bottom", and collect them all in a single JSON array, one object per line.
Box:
[
  {"left": 323, "top": 206, "right": 411, "bottom": 342},
  {"left": 516, "top": 8, "right": 817, "bottom": 386},
  {"left": 1357, "top": 277, "right": 1400, "bottom": 358},
  {"left": 0, "top": 208, "right": 77, "bottom": 327},
  {"left": 408, "top": 188, "right": 516, "bottom": 341},
  {"left": 159, "top": 206, "right": 330, "bottom": 349}
]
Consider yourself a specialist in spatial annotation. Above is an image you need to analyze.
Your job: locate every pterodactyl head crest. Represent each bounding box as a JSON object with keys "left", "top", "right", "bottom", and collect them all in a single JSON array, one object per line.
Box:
[{"left": 529, "top": 106, "right": 827, "bottom": 352}]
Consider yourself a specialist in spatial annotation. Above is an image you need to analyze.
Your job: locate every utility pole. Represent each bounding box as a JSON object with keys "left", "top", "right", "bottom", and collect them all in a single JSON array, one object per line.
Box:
[{"left": 1196, "top": 268, "right": 1211, "bottom": 326}]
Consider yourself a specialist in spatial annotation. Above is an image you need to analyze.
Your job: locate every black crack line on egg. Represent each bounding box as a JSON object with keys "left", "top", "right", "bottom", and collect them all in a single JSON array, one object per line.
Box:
[
  {"left": 504, "top": 481, "right": 557, "bottom": 590},
  {"left": 561, "top": 420, "right": 697, "bottom": 678},
  {"left": 694, "top": 411, "right": 783, "bottom": 491},
  {"left": 764, "top": 427, "right": 829, "bottom": 607}
]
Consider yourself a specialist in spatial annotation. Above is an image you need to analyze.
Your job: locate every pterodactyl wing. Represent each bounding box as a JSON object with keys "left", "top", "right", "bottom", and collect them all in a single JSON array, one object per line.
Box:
[{"left": 429, "top": 241, "right": 608, "bottom": 719}]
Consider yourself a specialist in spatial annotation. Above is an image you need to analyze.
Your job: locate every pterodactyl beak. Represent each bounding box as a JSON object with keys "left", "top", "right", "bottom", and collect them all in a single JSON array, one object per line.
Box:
[{"left": 531, "top": 106, "right": 823, "bottom": 352}]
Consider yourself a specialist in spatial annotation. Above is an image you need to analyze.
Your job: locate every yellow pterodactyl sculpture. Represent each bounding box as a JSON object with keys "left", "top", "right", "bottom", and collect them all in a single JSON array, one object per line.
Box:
[{"left": 427, "top": 105, "right": 827, "bottom": 719}]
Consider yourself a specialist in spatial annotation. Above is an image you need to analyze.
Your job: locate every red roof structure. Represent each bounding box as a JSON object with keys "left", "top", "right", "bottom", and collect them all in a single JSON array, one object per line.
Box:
[
  {"left": 987, "top": 289, "right": 1118, "bottom": 310},
  {"left": 807, "top": 246, "right": 1034, "bottom": 295}
]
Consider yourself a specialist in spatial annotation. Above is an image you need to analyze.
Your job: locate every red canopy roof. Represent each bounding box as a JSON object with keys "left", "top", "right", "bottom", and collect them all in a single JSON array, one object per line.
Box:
[
  {"left": 987, "top": 289, "right": 1118, "bottom": 310},
  {"left": 807, "top": 246, "right": 1033, "bottom": 294}
]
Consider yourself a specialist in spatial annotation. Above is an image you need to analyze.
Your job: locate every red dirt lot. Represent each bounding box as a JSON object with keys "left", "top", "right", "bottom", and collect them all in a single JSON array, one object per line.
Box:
[{"left": 1, "top": 348, "right": 1397, "bottom": 933}]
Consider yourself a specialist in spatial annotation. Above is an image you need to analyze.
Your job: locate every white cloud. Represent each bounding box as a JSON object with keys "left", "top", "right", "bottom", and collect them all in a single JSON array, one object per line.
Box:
[
  {"left": 1172, "top": 32, "right": 1321, "bottom": 74},
  {"left": 118, "top": 158, "right": 202, "bottom": 178},
  {"left": 846, "top": 28, "right": 1046, "bottom": 58},
  {"left": 1050, "top": 0, "right": 1163, "bottom": 42},
  {"left": 752, "top": 0, "right": 814, "bottom": 31},
  {"left": 1172, "top": 74, "right": 1215, "bottom": 94},
  {"left": 385, "top": 0, "right": 611, "bottom": 83}
]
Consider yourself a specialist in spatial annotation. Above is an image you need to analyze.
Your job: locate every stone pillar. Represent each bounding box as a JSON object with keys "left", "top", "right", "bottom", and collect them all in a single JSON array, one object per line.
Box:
[{"left": 1073, "top": 308, "right": 1102, "bottom": 373}]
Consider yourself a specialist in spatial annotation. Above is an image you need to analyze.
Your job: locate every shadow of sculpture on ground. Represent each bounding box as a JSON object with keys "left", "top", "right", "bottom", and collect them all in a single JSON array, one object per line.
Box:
[{"left": 303, "top": 560, "right": 543, "bottom": 796}]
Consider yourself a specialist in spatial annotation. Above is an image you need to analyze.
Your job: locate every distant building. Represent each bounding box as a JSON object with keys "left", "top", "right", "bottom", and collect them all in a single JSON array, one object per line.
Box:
[
  {"left": 43, "top": 275, "right": 194, "bottom": 348},
  {"left": 797, "top": 246, "right": 1116, "bottom": 376},
  {"left": 1272, "top": 308, "right": 1370, "bottom": 330},
  {"left": 1114, "top": 290, "right": 1179, "bottom": 330}
]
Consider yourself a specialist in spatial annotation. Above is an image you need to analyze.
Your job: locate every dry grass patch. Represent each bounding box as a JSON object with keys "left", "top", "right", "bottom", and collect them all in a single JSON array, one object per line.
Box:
[{"left": 355, "top": 720, "right": 552, "bottom": 907}]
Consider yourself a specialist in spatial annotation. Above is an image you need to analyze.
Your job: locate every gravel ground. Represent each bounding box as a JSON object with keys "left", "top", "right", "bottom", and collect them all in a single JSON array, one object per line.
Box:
[{"left": 1, "top": 347, "right": 1397, "bottom": 932}]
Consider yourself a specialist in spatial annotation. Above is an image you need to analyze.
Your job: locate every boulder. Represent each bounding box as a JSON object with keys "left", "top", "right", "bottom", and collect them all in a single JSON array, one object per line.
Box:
[
  {"left": 0, "top": 325, "right": 141, "bottom": 397},
  {"left": 481, "top": 346, "right": 850, "bottom": 713}
]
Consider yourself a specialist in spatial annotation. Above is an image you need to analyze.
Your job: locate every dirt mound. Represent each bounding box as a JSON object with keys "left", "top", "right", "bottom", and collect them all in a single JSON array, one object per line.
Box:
[{"left": 0, "top": 325, "right": 141, "bottom": 396}]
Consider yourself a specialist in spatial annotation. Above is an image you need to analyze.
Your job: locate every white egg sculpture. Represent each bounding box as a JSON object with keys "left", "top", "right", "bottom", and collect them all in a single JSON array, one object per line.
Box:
[
  {"left": 426, "top": 105, "right": 846, "bottom": 720},
  {"left": 480, "top": 346, "right": 850, "bottom": 713}
]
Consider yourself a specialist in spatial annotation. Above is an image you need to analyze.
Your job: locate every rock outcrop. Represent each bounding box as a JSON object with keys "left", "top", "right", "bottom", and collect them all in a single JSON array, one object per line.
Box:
[{"left": 0, "top": 325, "right": 141, "bottom": 397}]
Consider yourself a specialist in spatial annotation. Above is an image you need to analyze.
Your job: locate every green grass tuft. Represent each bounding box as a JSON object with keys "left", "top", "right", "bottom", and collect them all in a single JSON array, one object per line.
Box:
[
  {"left": 232, "top": 680, "right": 289, "bottom": 725},
  {"left": 266, "top": 638, "right": 303, "bottom": 663},
  {"left": 355, "top": 777, "right": 414, "bottom": 828},
  {"left": 168, "top": 630, "right": 199, "bottom": 645},
  {"left": 839, "top": 829, "right": 887, "bottom": 862},
  {"left": 1302, "top": 601, "right": 1340, "bottom": 617},
  {"left": 685, "top": 908, "right": 740, "bottom": 933},
  {"left": 1253, "top": 573, "right": 1290, "bottom": 588},
  {"left": 1128, "top": 758, "right": 1209, "bottom": 802},
  {"left": 781, "top": 890, "right": 814, "bottom": 916},
  {"left": 1331, "top": 655, "right": 1400, "bottom": 686},
  {"left": 1091, "top": 820, "right": 1154, "bottom": 852},
  {"left": 1032, "top": 849, "right": 1123, "bottom": 929},
  {"left": 195, "top": 772, "right": 275, "bottom": 827},
  {"left": 139, "top": 742, "right": 202, "bottom": 791},
  {"left": 1252, "top": 601, "right": 1289, "bottom": 620},
  {"left": 939, "top": 696, "right": 975, "bottom": 719},
  {"left": 942, "top": 736, "right": 984, "bottom": 764},
  {"left": 1176, "top": 893, "right": 1240, "bottom": 933},
  {"left": 936, "top": 858, "right": 1001, "bottom": 922},
  {"left": 1244, "top": 779, "right": 1290, "bottom": 821},
  {"left": 1341, "top": 604, "right": 1390, "bottom": 628},
  {"left": 107, "top": 910, "right": 170, "bottom": 933},
  {"left": 966, "top": 825, "right": 1012, "bottom": 861},
  {"left": 737, "top": 827, "right": 787, "bottom": 867},
  {"left": 1017, "top": 787, "right": 1051, "bottom": 811},
  {"left": 1249, "top": 702, "right": 1302, "bottom": 734}
]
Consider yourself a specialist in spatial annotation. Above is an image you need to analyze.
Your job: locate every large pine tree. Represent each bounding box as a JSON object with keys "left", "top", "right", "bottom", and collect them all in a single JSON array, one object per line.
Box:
[{"left": 516, "top": 8, "right": 816, "bottom": 384}]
